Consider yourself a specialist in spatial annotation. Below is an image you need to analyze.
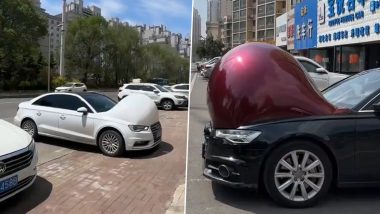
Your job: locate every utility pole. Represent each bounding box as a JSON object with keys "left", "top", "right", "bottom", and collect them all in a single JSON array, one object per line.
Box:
[{"left": 59, "top": 0, "right": 66, "bottom": 76}]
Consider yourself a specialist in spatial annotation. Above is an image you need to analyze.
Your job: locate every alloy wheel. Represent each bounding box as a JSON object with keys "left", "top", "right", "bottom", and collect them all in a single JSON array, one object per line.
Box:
[
  {"left": 162, "top": 100, "right": 173, "bottom": 110},
  {"left": 101, "top": 133, "right": 120, "bottom": 154},
  {"left": 274, "top": 150, "right": 325, "bottom": 202},
  {"left": 22, "top": 120, "right": 35, "bottom": 137}
]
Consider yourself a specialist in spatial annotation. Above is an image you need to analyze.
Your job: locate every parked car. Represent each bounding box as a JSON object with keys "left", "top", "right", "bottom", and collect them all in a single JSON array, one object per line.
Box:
[
  {"left": 55, "top": 82, "right": 87, "bottom": 92},
  {"left": 171, "top": 84, "right": 189, "bottom": 95},
  {"left": 201, "top": 63, "right": 216, "bottom": 79},
  {"left": 198, "top": 57, "right": 221, "bottom": 72},
  {"left": 295, "top": 56, "right": 348, "bottom": 90},
  {"left": 0, "top": 119, "right": 37, "bottom": 202},
  {"left": 14, "top": 92, "right": 162, "bottom": 157},
  {"left": 163, "top": 85, "right": 173, "bottom": 92},
  {"left": 203, "top": 43, "right": 380, "bottom": 208},
  {"left": 150, "top": 78, "right": 169, "bottom": 86},
  {"left": 118, "top": 83, "right": 188, "bottom": 110}
]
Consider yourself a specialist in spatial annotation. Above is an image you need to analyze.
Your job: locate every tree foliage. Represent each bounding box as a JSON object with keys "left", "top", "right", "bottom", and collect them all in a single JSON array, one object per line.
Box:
[
  {"left": 65, "top": 17, "right": 189, "bottom": 86},
  {"left": 196, "top": 35, "right": 225, "bottom": 59},
  {"left": 0, "top": 0, "right": 47, "bottom": 90}
]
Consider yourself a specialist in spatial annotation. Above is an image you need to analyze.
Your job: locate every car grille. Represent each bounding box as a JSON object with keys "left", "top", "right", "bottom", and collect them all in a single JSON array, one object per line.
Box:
[
  {"left": 0, "top": 176, "right": 35, "bottom": 199},
  {"left": 0, "top": 150, "right": 34, "bottom": 179},
  {"left": 151, "top": 122, "right": 162, "bottom": 143}
]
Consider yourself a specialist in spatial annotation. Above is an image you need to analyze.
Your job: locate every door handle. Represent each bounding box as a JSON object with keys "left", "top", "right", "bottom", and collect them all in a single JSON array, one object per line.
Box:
[
  {"left": 36, "top": 112, "right": 41, "bottom": 116},
  {"left": 60, "top": 115, "right": 66, "bottom": 120}
]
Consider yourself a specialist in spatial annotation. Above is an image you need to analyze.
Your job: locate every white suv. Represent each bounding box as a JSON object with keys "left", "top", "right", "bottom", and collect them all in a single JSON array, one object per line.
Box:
[
  {"left": 118, "top": 83, "right": 188, "bottom": 110},
  {"left": 295, "top": 56, "right": 348, "bottom": 90}
]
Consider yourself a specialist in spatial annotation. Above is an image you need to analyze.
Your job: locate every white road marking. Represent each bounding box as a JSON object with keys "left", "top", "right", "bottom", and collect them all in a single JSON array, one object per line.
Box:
[{"left": 190, "top": 73, "right": 198, "bottom": 94}]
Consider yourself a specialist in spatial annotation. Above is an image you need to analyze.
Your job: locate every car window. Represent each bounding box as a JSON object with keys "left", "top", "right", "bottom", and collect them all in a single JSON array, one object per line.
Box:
[
  {"left": 81, "top": 93, "right": 116, "bottom": 112},
  {"left": 33, "top": 94, "right": 91, "bottom": 112},
  {"left": 324, "top": 70, "right": 380, "bottom": 109},
  {"left": 143, "top": 85, "right": 155, "bottom": 92},
  {"left": 299, "top": 60, "right": 319, "bottom": 73},
  {"left": 74, "top": 83, "right": 83, "bottom": 87},
  {"left": 126, "top": 85, "right": 142, "bottom": 90},
  {"left": 63, "top": 83, "right": 74, "bottom": 87},
  {"left": 155, "top": 84, "right": 169, "bottom": 92},
  {"left": 176, "top": 85, "right": 188, "bottom": 90}
]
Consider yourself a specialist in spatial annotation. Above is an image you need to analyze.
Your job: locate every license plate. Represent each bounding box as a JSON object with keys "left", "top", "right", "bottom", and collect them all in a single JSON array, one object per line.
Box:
[{"left": 0, "top": 175, "right": 18, "bottom": 194}]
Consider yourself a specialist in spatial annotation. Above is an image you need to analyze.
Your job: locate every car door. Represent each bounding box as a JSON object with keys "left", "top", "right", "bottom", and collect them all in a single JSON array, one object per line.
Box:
[
  {"left": 142, "top": 85, "right": 160, "bottom": 103},
  {"left": 299, "top": 60, "right": 329, "bottom": 90},
  {"left": 55, "top": 94, "right": 95, "bottom": 144},
  {"left": 354, "top": 93, "right": 380, "bottom": 182},
  {"left": 74, "top": 83, "right": 83, "bottom": 92},
  {"left": 30, "top": 95, "right": 61, "bottom": 136}
]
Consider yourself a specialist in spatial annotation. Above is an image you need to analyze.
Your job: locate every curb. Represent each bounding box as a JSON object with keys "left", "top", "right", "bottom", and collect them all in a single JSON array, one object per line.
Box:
[{"left": 165, "top": 184, "right": 185, "bottom": 214}]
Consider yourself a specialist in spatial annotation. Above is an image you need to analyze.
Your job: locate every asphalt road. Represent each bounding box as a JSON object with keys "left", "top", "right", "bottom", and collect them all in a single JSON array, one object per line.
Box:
[{"left": 186, "top": 73, "right": 380, "bottom": 214}]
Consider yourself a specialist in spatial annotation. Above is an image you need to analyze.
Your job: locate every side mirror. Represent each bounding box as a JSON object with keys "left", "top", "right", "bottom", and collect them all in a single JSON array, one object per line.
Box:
[
  {"left": 315, "top": 68, "right": 328, "bottom": 74},
  {"left": 153, "top": 90, "right": 160, "bottom": 94},
  {"left": 77, "top": 107, "right": 88, "bottom": 115},
  {"left": 373, "top": 103, "right": 380, "bottom": 112}
]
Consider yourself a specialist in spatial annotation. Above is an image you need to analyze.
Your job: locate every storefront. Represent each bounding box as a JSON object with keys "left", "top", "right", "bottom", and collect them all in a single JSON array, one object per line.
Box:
[{"left": 292, "top": 0, "right": 380, "bottom": 74}]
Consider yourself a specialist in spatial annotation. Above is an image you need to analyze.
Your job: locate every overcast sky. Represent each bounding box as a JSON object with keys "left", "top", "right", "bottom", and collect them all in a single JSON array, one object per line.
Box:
[{"left": 41, "top": 0, "right": 192, "bottom": 37}]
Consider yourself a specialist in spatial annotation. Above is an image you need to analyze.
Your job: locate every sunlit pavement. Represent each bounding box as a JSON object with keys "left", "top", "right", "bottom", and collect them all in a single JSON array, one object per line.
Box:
[
  {"left": 0, "top": 91, "right": 187, "bottom": 214},
  {"left": 186, "top": 75, "right": 380, "bottom": 214}
]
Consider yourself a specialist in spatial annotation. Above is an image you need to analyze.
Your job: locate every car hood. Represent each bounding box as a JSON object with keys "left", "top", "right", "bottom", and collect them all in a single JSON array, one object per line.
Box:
[
  {"left": 104, "top": 94, "right": 159, "bottom": 126},
  {"left": 56, "top": 86, "right": 71, "bottom": 90},
  {"left": 0, "top": 120, "right": 31, "bottom": 156},
  {"left": 207, "top": 43, "right": 349, "bottom": 129}
]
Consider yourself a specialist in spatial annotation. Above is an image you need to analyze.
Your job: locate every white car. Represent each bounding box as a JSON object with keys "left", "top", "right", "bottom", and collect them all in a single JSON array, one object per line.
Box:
[
  {"left": 0, "top": 120, "right": 37, "bottom": 202},
  {"left": 171, "top": 84, "right": 189, "bottom": 95},
  {"left": 14, "top": 92, "right": 162, "bottom": 157},
  {"left": 55, "top": 82, "right": 87, "bottom": 92},
  {"left": 295, "top": 56, "right": 348, "bottom": 90},
  {"left": 118, "top": 83, "right": 188, "bottom": 110}
]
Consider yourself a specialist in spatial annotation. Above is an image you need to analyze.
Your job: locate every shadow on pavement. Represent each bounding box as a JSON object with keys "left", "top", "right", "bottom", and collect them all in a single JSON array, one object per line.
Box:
[
  {"left": 126, "top": 141, "right": 173, "bottom": 159},
  {"left": 211, "top": 181, "right": 380, "bottom": 213},
  {"left": 0, "top": 176, "right": 52, "bottom": 213},
  {"left": 36, "top": 136, "right": 99, "bottom": 153}
]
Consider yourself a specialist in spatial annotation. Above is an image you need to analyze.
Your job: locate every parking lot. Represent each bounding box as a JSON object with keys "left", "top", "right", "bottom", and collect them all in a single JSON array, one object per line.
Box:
[
  {"left": 186, "top": 72, "right": 380, "bottom": 214},
  {"left": 0, "top": 92, "right": 187, "bottom": 214}
]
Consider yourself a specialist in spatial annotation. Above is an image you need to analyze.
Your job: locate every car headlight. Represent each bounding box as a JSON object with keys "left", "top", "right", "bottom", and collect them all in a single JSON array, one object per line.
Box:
[
  {"left": 128, "top": 125, "right": 150, "bottom": 132},
  {"left": 215, "top": 129, "right": 261, "bottom": 144},
  {"left": 174, "top": 95, "right": 185, "bottom": 99},
  {"left": 27, "top": 139, "right": 35, "bottom": 151}
]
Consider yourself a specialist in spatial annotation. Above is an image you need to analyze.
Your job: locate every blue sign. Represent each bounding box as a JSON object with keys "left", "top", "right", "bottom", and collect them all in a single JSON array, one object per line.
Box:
[{"left": 294, "top": 0, "right": 318, "bottom": 50}]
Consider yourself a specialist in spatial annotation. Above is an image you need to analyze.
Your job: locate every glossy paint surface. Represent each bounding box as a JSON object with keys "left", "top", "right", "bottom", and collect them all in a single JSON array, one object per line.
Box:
[{"left": 207, "top": 43, "right": 339, "bottom": 129}]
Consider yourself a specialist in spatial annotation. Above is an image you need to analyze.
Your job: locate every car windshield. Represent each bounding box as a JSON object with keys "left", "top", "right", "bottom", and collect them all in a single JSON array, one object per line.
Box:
[
  {"left": 323, "top": 70, "right": 380, "bottom": 109},
  {"left": 81, "top": 93, "right": 116, "bottom": 112},
  {"left": 63, "top": 83, "right": 74, "bottom": 87},
  {"left": 155, "top": 84, "right": 169, "bottom": 92}
]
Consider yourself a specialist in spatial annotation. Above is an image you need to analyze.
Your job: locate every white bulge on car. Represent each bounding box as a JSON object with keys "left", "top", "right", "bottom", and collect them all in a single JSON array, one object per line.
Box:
[
  {"left": 0, "top": 120, "right": 38, "bottom": 202},
  {"left": 14, "top": 92, "right": 162, "bottom": 157}
]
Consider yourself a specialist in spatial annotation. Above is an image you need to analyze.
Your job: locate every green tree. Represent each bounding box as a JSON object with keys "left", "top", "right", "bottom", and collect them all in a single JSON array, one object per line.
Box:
[
  {"left": 0, "top": 0, "right": 47, "bottom": 90},
  {"left": 196, "top": 35, "right": 224, "bottom": 59},
  {"left": 65, "top": 16, "right": 108, "bottom": 83}
]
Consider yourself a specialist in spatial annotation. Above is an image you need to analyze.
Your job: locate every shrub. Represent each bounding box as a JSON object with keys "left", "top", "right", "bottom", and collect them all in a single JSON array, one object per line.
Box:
[{"left": 52, "top": 76, "right": 68, "bottom": 88}]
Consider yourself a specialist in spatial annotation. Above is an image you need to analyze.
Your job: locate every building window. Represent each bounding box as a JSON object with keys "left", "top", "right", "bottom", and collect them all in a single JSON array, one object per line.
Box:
[
  {"left": 258, "top": 0, "right": 266, "bottom": 5},
  {"left": 266, "top": 16, "right": 274, "bottom": 28},
  {"left": 266, "top": 3, "right": 275, "bottom": 15},
  {"left": 233, "top": 11, "right": 239, "bottom": 21},
  {"left": 266, "top": 29, "right": 274, "bottom": 39},
  {"left": 266, "top": 0, "right": 275, "bottom": 3},
  {"left": 233, "top": 22, "right": 239, "bottom": 32},
  {"left": 257, "top": 18, "right": 265, "bottom": 30},
  {"left": 258, "top": 5, "right": 265, "bottom": 17},
  {"left": 233, "top": 1, "right": 240, "bottom": 10},
  {"left": 240, "top": 21, "right": 246, "bottom": 31},
  {"left": 240, "top": 32, "right": 246, "bottom": 41},
  {"left": 336, "top": 46, "right": 365, "bottom": 73},
  {"left": 240, "top": 9, "right": 246, "bottom": 19},
  {"left": 240, "top": 0, "right": 246, "bottom": 8},
  {"left": 258, "top": 30, "right": 265, "bottom": 40}
]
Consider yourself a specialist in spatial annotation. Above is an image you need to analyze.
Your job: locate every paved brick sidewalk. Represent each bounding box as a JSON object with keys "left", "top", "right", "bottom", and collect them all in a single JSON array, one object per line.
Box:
[{"left": 0, "top": 110, "right": 187, "bottom": 214}]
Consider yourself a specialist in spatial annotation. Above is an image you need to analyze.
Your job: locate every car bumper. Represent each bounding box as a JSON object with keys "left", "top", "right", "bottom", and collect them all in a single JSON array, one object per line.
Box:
[
  {"left": 174, "top": 99, "right": 188, "bottom": 107},
  {"left": 0, "top": 148, "right": 38, "bottom": 202},
  {"left": 124, "top": 122, "right": 162, "bottom": 151},
  {"left": 202, "top": 125, "right": 264, "bottom": 189}
]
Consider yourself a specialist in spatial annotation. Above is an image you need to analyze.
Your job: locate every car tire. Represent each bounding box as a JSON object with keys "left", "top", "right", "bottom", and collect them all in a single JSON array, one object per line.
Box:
[
  {"left": 98, "top": 130, "right": 125, "bottom": 157},
  {"left": 21, "top": 119, "right": 38, "bottom": 139},
  {"left": 161, "top": 99, "right": 174, "bottom": 111},
  {"left": 263, "top": 141, "right": 332, "bottom": 208}
]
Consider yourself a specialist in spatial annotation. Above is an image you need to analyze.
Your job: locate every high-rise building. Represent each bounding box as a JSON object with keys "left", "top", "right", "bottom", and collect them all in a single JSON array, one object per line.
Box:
[
  {"left": 256, "top": 0, "right": 286, "bottom": 43},
  {"left": 220, "top": 0, "right": 233, "bottom": 48},
  {"left": 192, "top": 8, "right": 202, "bottom": 47},
  {"left": 134, "top": 24, "right": 172, "bottom": 45},
  {"left": 57, "top": 0, "right": 102, "bottom": 24},
  {"left": 206, "top": 0, "right": 221, "bottom": 39}
]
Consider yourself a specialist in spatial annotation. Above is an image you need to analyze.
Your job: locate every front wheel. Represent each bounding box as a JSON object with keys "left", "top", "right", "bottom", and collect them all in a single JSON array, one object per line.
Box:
[
  {"left": 263, "top": 141, "right": 332, "bottom": 208},
  {"left": 98, "top": 130, "right": 125, "bottom": 157},
  {"left": 161, "top": 99, "right": 174, "bottom": 111},
  {"left": 21, "top": 119, "right": 38, "bottom": 139}
]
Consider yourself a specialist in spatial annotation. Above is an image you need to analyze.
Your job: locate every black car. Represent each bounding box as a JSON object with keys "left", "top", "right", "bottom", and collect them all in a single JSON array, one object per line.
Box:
[{"left": 203, "top": 44, "right": 380, "bottom": 207}]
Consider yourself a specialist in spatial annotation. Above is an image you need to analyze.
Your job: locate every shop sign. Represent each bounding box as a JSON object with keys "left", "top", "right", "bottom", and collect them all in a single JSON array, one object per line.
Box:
[
  {"left": 294, "top": 0, "right": 318, "bottom": 50},
  {"left": 318, "top": 0, "right": 380, "bottom": 47},
  {"left": 276, "top": 13, "right": 288, "bottom": 47},
  {"left": 287, "top": 9, "right": 295, "bottom": 50}
]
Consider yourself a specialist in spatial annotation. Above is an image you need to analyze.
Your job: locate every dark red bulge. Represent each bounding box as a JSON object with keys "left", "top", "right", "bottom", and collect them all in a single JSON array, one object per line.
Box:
[{"left": 207, "top": 43, "right": 338, "bottom": 129}]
